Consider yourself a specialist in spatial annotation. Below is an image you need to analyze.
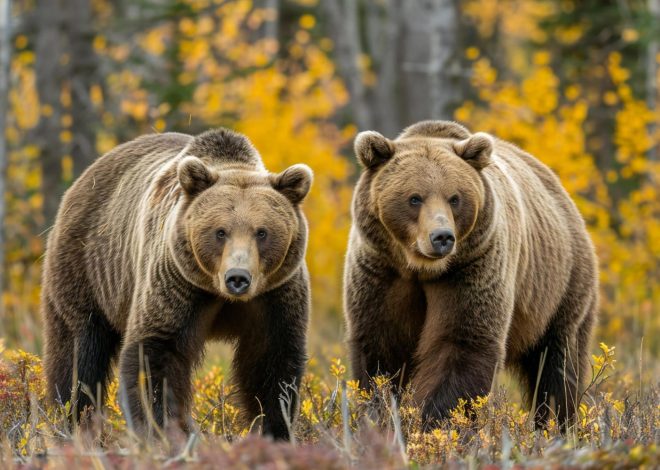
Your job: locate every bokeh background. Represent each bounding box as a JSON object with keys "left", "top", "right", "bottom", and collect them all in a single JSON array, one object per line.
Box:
[{"left": 1, "top": 0, "right": 659, "bottom": 370}]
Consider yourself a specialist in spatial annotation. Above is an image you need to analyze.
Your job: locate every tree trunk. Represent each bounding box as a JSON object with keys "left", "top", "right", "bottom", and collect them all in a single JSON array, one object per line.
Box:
[
  {"left": 34, "top": 0, "right": 99, "bottom": 226},
  {"left": 647, "top": 0, "right": 659, "bottom": 165},
  {"left": 400, "top": 0, "right": 461, "bottom": 124},
  {"left": 365, "top": 0, "right": 402, "bottom": 136},
  {"left": 262, "top": 0, "right": 279, "bottom": 42},
  {"left": 321, "top": 0, "right": 463, "bottom": 134},
  {"left": 0, "top": 0, "right": 11, "bottom": 309},
  {"left": 66, "top": 0, "right": 99, "bottom": 175},
  {"left": 322, "top": 0, "right": 373, "bottom": 131},
  {"left": 34, "top": 0, "right": 66, "bottom": 227}
]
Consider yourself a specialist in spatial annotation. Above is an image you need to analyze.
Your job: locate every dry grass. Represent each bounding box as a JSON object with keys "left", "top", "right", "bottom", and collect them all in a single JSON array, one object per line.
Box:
[{"left": 0, "top": 340, "right": 658, "bottom": 469}]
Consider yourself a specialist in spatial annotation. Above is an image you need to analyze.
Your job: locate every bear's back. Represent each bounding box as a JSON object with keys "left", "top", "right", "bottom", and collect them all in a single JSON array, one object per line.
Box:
[
  {"left": 484, "top": 139, "right": 597, "bottom": 357},
  {"left": 44, "top": 132, "right": 193, "bottom": 331}
]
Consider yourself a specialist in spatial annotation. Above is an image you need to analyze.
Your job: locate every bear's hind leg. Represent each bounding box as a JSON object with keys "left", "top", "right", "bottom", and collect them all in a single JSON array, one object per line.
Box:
[
  {"left": 43, "top": 300, "right": 120, "bottom": 424},
  {"left": 517, "top": 326, "right": 577, "bottom": 429},
  {"left": 575, "top": 296, "right": 597, "bottom": 398},
  {"left": 43, "top": 299, "right": 76, "bottom": 408},
  {"left": 517, "top": 291, "right": 596, "bottom": 430},
  {"left": 74, "top": 311, "right": 122, "bottom": 419}
]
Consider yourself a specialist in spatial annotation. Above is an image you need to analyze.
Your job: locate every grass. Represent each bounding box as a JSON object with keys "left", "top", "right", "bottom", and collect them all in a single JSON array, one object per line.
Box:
[{"left": 0, "top": 339, "right": 658, "bottom": 469}]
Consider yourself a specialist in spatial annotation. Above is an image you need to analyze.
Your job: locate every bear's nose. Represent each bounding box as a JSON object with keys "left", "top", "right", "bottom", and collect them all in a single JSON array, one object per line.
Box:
[
  {"left": 224, "top": 268, "right": 252, "bottom": 295},
  {"left": 430, "top": 229, "right": 455, "bottom": 256}
]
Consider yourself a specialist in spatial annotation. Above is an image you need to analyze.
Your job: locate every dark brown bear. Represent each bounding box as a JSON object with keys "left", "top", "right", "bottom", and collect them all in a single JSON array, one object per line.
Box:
[
  {"left": 41, "top": 128, "right": 312, "bottom": 440},
  {"left": 344, "top": 120, "right": 598, "bottom": 429}
]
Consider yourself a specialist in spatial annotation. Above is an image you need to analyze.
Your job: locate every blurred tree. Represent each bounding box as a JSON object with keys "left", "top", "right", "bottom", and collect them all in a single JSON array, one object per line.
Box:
[
  {"left": 33, "top": 0, "right": 100, "bottom": 226},
  {"left": 0, "top": 0, "right": 11, "bottom": 316},
  {"left": 66, "top": 0, "right": 99, "bottom": 176},
  {"left": 321, "top": 0, "right": 464, "bottom": 135},
  {"left": 33, "top": 0, "right": 67, "bottom": 226},
  {"left": 648, "top": 0, "right": 659, "bottom": 163}
]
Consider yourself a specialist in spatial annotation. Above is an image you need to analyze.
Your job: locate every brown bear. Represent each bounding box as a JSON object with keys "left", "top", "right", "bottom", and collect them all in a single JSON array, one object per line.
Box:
[
  {"left": 344, "top": 120, "right": 598, "bottom": 429},
  {"left": 41, "top": 128, "right": 312, "bottom": 440}
]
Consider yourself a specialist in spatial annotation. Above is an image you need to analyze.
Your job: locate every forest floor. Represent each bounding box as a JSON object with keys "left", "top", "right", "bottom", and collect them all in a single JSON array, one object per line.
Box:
[{"left": 0, "top": 341, "right": 658, "bottom": 469}]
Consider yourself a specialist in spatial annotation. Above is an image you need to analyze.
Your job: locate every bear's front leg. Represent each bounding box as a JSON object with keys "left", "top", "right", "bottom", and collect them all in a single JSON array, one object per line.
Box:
[
  {"left": 345, "top": 250, "right": 426, "bottom": 389},
  {"left": 412, "top": 278, "right": 511, "bottom": 428},
  {"left": 233, "top": 269, "right": 309, "bottom": 440},
  {"left": 118, "top": 288, "right": 213, "bottom": 436}
]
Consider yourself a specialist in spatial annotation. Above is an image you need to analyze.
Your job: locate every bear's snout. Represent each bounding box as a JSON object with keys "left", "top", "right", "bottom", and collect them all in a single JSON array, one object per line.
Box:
[
  {"left": 430, "top": 229, "right": 455, "bottom": 257},
  {"left": 224, "top": 268, "right": 252, "bottom": 295}
]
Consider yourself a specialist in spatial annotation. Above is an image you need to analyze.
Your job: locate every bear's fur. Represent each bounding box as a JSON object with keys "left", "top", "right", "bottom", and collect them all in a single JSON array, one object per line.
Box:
[
  {"left": 344, "top": 120, "right": 598, "bottom": 429},
  {"left": 42, "top": 129, "right": 312, "bottom": 440}
]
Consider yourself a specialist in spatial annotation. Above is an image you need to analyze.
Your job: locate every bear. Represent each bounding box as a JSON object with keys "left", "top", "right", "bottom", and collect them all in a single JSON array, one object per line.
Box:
[
  {"left": 344, "top": 120, "right": 598, "bottom": 429},
  {"left": 41, "top": 128, "right": 312, "bottom": 440}
]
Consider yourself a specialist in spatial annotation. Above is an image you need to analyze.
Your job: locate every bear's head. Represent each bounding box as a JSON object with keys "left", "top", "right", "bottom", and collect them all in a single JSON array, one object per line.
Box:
[
  {"left": 176, "top": 155, "right": 312, "bottom": 300},
  {"left": 354, "top": 121, "right": 493, "bottom": 274}
]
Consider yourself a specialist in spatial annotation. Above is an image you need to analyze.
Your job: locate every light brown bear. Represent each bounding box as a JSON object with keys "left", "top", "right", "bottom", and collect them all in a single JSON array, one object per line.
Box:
[
  {"left": 41, "top": 129, "right": 312, "bottom": 440},
  {"left": 344, "top": 120, "right": 598, "bottom": 429}
]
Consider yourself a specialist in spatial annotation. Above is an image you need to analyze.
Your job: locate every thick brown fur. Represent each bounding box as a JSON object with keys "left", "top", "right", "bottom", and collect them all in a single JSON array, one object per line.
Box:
[
  {"left": 41, "top": 128, "right": 312, "bottom": 440},
  {"left": 345, "top": 120, "right": 598, "bottom": 430}
]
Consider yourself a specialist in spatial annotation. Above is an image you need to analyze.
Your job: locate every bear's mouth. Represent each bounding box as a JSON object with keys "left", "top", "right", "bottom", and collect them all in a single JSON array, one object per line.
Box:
[
  {"left": 411, "top": 238, "right": 455, "bottom": 261},
  {"left": 411, "top": 246, "right": 448, "bottom": 261},
  {"left": 417, "top": 250, "right": 446, "bottom": 260}
]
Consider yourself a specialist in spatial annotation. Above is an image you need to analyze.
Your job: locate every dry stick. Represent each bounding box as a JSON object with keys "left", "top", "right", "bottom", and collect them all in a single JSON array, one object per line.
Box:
[
  {"left": 565, "top": 339, "right": 585, "bottom": 441},
  {"left": 569, "top": 341, "right": 580, "bottom": 439},
  {"left": 278, "top": 380, "right": 298, "bottom": 445},
  {"left": 144, "top": 355, "right": 169, "bottom": 448},
  {"left": 137, "top": 344, "right": 167, "bottom": 445},
  {"left": 247, "top": 397, "right": 265, "bottom": 435},
  {"left": 145, "top": 356, "right": 154, "bottom": 413},
  {"left": 341, "top": 380, "right": 353, "bottom": 462},
  {"left": 397, "top": 362, "right": 407, "bottom": 394},
  {"left": 220, "top": 384, "right": 228, "bottom": 437},
  {"left": 487, "top": 360, "right": 500, "bottom": 460},
  {"left": 120, "top": 380, "right": 138, "bottom": 451},
  {"left": 528, "top": 347, "right": 547, "bottom": 430},
  {"left": 96, "top": 382, "right": 102, "bottom": 415},
  {"left": 562, "top": 347, "right": 573, "bottom": 443},
  {"left": 164, "top": 432, "right": 198, "bottom": 466},
  {"left": 163, "top": 377, "right": 169, "bottom": 432},
  {"left": 72, "top": 339, "right": 79, "bottom": 435},
  {"left": 29, "top": 392, "right": 39, "bottom": 457},
  {"left": 279, "top": 398, "right": 295, "bottom": 445},
  {"left": 137, "top": 342, "right": 150, "bottom": 443},
  {"left": 639, "top": 336, "right": 644, "bottom": 401},
  {"left": 389, "top": 392, "right": 408, "bottom": 466}
]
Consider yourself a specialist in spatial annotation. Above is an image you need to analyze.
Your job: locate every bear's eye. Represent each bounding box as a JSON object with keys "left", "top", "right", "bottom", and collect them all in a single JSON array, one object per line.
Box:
[
  {"left": 216, "top": 229, "right": 226, "bottom": 240},
  {"left": 449, "top": 195, "right": 460, "bottom": 207},
  {"left": 409, "top": 195, "right": 423, "bottom": 207},
  {"left": 256, "top": 229, "right": 268, "bottom": 240}
]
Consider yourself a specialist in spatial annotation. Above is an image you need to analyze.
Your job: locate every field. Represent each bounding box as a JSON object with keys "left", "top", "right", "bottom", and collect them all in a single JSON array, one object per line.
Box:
[{"left": 0, "top": 334, "right": 659, "bottom": 468}]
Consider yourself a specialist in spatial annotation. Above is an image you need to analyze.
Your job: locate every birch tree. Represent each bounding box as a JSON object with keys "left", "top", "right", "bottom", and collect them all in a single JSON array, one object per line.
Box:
[{"left": 322, "top": 0, "right": 463, "bottom": 135}]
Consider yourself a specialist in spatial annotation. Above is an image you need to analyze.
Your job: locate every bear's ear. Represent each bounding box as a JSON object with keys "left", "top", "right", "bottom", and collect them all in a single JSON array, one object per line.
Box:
[
  {"left": 453, "top": 132, "right": 493, "bottom": 170},
  {"left": 271, "top": 164, "right": 313, "bottom": 204},
  {"left": 354, "top": 131, "right": 395, "bottom": 169},
  {"left": 177, "top": 156, "right": 218, "bottom": 196}
]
